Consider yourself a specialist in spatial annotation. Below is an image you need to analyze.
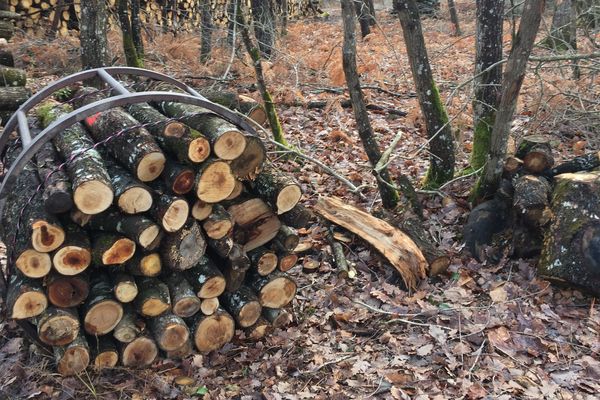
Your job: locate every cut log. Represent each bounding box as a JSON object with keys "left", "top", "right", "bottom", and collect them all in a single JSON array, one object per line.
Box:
[
  {"left": 200, "top": 297, "right": 219, "bottom": 316},
  {"left": 220, "top": 243, "right": 251, "bottom": 292},
  {"left": 274, "top": 225, "right": 300, "bottom": 252},
  {"left": 160, "top": 219, "right": 206, "bottom": 271},
  {"left": 503, "top": 156, "right": 523, "bottom": 178},
  {"left": 262, "top": 307, "right": 292, "bottom": 328},
  {"left": 0, "top": 86, "right": 30, "bottom": 110},
  {"left": 250, "top": 165, "right": 302, "bottom": 214},
  {"left": 463, "top": 197, "right": 510, "bottom": 262},
  {"left": 120, "top": 335, "right": 158, "bottom": 367},
  {"left": 275, "top": 249, "right": 298, "bottom": 273},
  {"left": 37, "top": 103, "right": 114, "bottom": 215},
  {"left": 155, "top": 101, "right": 247, "bottom": 160},
  {"left": 516, "top": 135, "right": 554, "bottom": 174},
  {"left": 194, "top": 158, "right": 236, "bottom": 203},
  {"left": 325, "top": 226, "right": 349, "bottom": 278},
  {"left": 0, "top": 66, "right": 26, "bottom": 86},
  {"left": 539, "top": 172, "right": 600, "bottom": 296},
  {"left": 15, "top": 249, "right": 51, "bottom": 279},
  {"left": 247, "top": 271, "right": 297, "bottom": 308},
  {"left": 0, "top": 49, "right": 15, "bottom": 67},
  {"left": 54, "top": 332, "right": 90, "bottom": 376},
  {"left": 244, "top": 317, "right": 270, "bottom": 339},
  {"left": 102, "top": 156, "right": 153, "bottom": 214},
  {"left": 229, "top": 135, "right": 266, "bottom": 181},
  {"left": 149, "top": 181, "right": 189, "bottom": 232},
  {"left": 6, "top": 272, "right": 48, "bottom": 319},
  {"left": 127, "top": 102, "right": 211, "bottom": 164},
  {"left": 82, "top": 273, "right": 123, "bottom": 335},
  {"left": 148, "top": 312, "right": 190, "bottom": 351},
  {"left": 279, "top": 204, "right": 313, "bottom": 229},
  {"left": 74, "top": 87, "right": 166, "bottom": 182},
  {"left": 161, "top": 160, "right": 195, "bottom": 195},
  {"left": 88, "top": 335, "right": 119, "bottom": 368},
  {"left": 113, "top": 273, "right": 138, "bottom": 303},
  {"left": 82, "top": 209, "right": 161, "bottom": 250},
  {"left": 184, "top": 256, "right": 227, "bottom": 299},
  {"left": 46, "top": 272, "right": 89, "bottom": 308},
  {"left": 513, "top": 175, "right": 552, "bottom": 228},
  {"left": 0, "top": 20, "right": 14, "bottom": 41},
  {"left": 302, "top": 256, "right": 320, "bottom": 272},
  {"left": 248, "top": 246, "right": 278, "bottom": 276},
  {"left": 165, "top": 338, "right": 193, "bottom": 359},
  {"left": 227, "top": 197, "right": 281, "bottom": 251},
  {"left": 113, "top": 305, "right": 143, "bottom": 343},
  {"left": 52, "top": 222, "right": 91, "bottom": 276},
  {"left": 134, "top": 277, "right": 171, "bottom": 317},
  {"left": 187, "top": 308, "right": 235, "bottom": 353},
  {"left": 225, "top": 179, "right": 244, "bottom": 201},
  {"left": 207, "top": 235, "right": 234, "bottom": 258},
  {"left": 191, "top": 199, "right": 213, "bottom": 221},
  {"left": 36, "top": 307, "right": 80, "bottom": 346},
  {"left": 315, "top": 196, "right": 428, "bottom": 291},
  {"left": 202, "top": 204, "right": 233, "bottom": 239},
  {"left": 546, "top": 151, "right": 600, "bottom": 177},
  {"left": 163, "top": 274, "right": 202, "bottom": 318},
  {"left": 91, "top": 232, "right": 136, "bottom": 266},
  {"left": 195, "top": 89, "right": 267, "bottom": 125},
  {"left": 220, "top": 286, "right": 262, "bottom": 328},
  {"left": 125, "top": 252, "right": 162, "bottom": 277}
]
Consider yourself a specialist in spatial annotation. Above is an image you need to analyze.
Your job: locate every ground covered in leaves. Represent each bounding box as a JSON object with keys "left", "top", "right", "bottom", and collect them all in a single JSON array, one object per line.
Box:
[{"left": 1, "top": 2, "right": 599, "bottom": 399}]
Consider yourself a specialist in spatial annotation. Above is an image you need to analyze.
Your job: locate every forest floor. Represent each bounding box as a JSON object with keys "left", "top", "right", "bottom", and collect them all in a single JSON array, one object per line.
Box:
[{"left": 1, "top": 2, "right": 600, "bottom": 399}]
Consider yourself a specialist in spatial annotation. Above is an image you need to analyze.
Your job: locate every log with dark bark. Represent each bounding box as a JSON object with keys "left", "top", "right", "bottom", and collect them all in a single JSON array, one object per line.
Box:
[
  {"left": 82, "top": 273, "right": 123, "bottom": 335},
  {"left": 91, "top": 232, "right": 136, "bottom": 266},
  {"left": 262, "top": 307, "right": 292, "bottom": 328},
  {"left": 195, "top": 90, "right": 267, "bottom": 125},
  {"left": 54, "top": 332, "right": 90, "bottom": 376},
  {"left": 149, "top": 182, "right": 189, "bottom": 232},
  {"left": 325, "top": 226, "right": 350, "bottom": 278},
  {"left": 124, "top": 252, "right": 162, "bottom": 277},
  {"left": 37, "top": 103, "right": 114, "bottom": 214},
  {"left": 0, "top": 86, "right": 30, "bottom": 110},
  {"left": 229, "top": 135, "right": 266, "bottom": 180},
  {"left": 163, "top": 274, "right": 202, "bottom": 318},
  {"left": 134, "top": 277, "right": 171, "bottom": 317},
  {"left": 161, "top": 160, "right": 195, "bottom": 195},
  {"left": 247, "top": 271, "right": 297, "bottom": 308},
  {"left": 207, "top": 235, "right": 234, "bottom": 258},
  {"left": 545, "top": 151, "right": 600, "bottom": 177},
  {"left": 248, "top": 246, "right": 278, "bottom": 276},
  {"left": 120, "top": 335, "right": 158, "bottom": 367},
  {"left": 74, "top": 87, "right": 166, "bottom": 182},
  {"left": 220, "top": 243, "right": 251, "bottom": 292},
  {"left": 160, "top": 219, "right": 206, "bottom": 270},
  {"left": 184, "top": 256, "right": 227, "bottom": 299},
  {"left": 113, "top": 305, "right": 143, "bottom": 343},
  {"left": 274, "top": 225, "right": 300, "bottom": 252},
  {"left": 250, "top": 165, "right": 302, "bottom": 214},
  {"left": 148, "top": 312, "right": 190, "bottom": 351},
  {"left": 194, "top": 158, "right": 237, "bottom": 203},
  {"left": 52, "top": 222, "right": 91, "bottom": 276},
  {"left": 279, "top": 204, "right": 313, "bottom": 229},
  {"left": 0, "top": 66, "right": 26, "bottom": 87},
  {"left": 227, "top": 197, "right": 281, "bottom": 251},
  {"left": 503, "top": 156, "right": 523, "bottom": 178},
  {"left": 6, "top": 273, "right": 47, "bottom": 319},
  {"left": 200, "top": 297, "right": 220, "bottom": 316},
  {"left": 101, "top": 155, "right": 152, "bottom": 214},
  {"left": 220, "top": 286, "right": 262, "bottom": 328},
  {"left": 191, "top": 199, "right": 213, "bottom": 221},
  {"left": 127, "top": 102, "right": 211, "bottom": 164},
  {"left": 88, "top": 335, "right": 119, "bottom": 368},
  {"left": 36, "top": 307, "right": 80, "bottom": 346},
  {"left": 202, "top": 204, "right": 233, "bottom": 239},
  {"left": 46, "top": 272, "right": 89, "bottom": 308},
  {"left": 113, "top": 273, "right": 138, "bottom": 303},
  {"left": 516, "top": 135, "right": 554, "bottom": 174},
  {"left": 513, "top": 175, "right": 552, "bottom": 228},
  {"left": 244, "top": 317, "right": 270, "bottom": 339},
  {"left": 539, "top": 171, "right": 600, "bottom": 296},
  {"left": 165, "top": 339, "right": 193, "bottom": 359},
  {"left": 0, "top": 49, "right": 15, "bottom": 67},
  {"left": 187, "top": 308, "right": 235, "bottom": 352}
]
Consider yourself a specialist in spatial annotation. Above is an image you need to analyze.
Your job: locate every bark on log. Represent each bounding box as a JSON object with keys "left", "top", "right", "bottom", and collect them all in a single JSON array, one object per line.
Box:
[
  {"left": 229, "top": 134, "right": 266, "bottom": 181},
  {"left": 539, "top": 171, "right": 600, "bottom": 296},
  {"left": 113, "top": 273, "right": 138, "bottom": 303},
  {"left": 545, "top": 151, "right": 600, "bottom": 177},
  {"left": 88, "top": 335, "right": 119, "bottom": 368},
  {"left": 247, "top": 271, "right": 297, "bottom": 308},
  {"left": 148, "top": 312, "right": 190, "bottom": 351},
  {"left": 220, "top": 286, "right": 262, "bottom": 328},
  {"left": 124, "top": 252, "right": 162, "bottom": 277},
  {"left": 202, "top": 204, "right": 233, "bottom": 239},
  {"left": 135, "top": 276, "right": 171, "bottom": 317},
  {"left": 207, "top": 234, "right": 234, "bottom": 258},
  {"left": 82, "top": 273, "right": 123, "bottom": 335},
  {"left": 113, "top": 305, "right": 143, "bottom": 343},
  {"left": 127, "top": 102, "right": 211, "bottom": 164},
  {"left": 513, "top": 175, "right": 552, "bottom": 228},
  {"left": 248, "top": 246, "right": 278, "bottom": 276},
  {"left": 184, "top": 256, "right": 227, "bottom": 299},
  {"left": 6, "top": 272, "right": 48, "bottom": 319},
  {"left": 46, "top": 272, "right": 89, "bottom": 308},
  {"left": 191, "top": 199, "right": 213, "bottom": 221},
  {"left": 0, "top": 20, "right": 13, "bottom": 41},
  {"left": 120, "top": 335, "right": 158, "bottom": 367},
  {"left": 187, "top": 308, "right": 235, "bottom": 353},
  {"left": 0, "top": 66, "right": 26, "bottom": 86},
  {"left": 244, "top": 317, "right": 270, "bottom": 339},
  {"left": 54, "top": 332, "right": 90, "bottom": 376},
  {"left": 516, "top": 135, "right": 554, "bottom": 174},
  {"left": 149, "top": 181, "right": 189, "bottom": 232},
  {"left": 160, "top": 219, "right": 206, "bottom": 271},
  {"left": 161, "top": 160, "right": 195, "bottom": 195},
  {"left": 278, "top": 204, "right": 313, "bottom": 229},
  {"left": 250, "top": 165, "right": 302, "bottom": 214},
  {"left": 102, "top": 156, "right": 152, "bottom": 214},
  {"left": 91, "top": 232, "right": 136, "bottom": 266},
  {"left": 463, "top": 197, "right": 509, "bottom": 262},
  {"left": 194, "top": 158, "right": 237, "bottom": 203},
  {"left": 0, "top": 86, "right": 30, "bottom": 110},
  {"left": 194, "top": 89, "right": 267, "bottom": 125},
  {"left": 163, "top": 274, "right": 202, "bottom": 318},
  {"left": 0, "top": 49, "right": 15, "bottom": 67},
  {"left": 220, "top": 243, "right": 251, "bottom": 292},
  {"left": 274, "top": 225, "right": 300, "bottom": 251},
  {"left": 226, "top": 197, "right": 281, "bottom": 251},
  {"left": 36, "top": 307, "right": 80, "bottom": 346},
  {"left": 200, "top": 297, "right": 219, "bottom": 316},
  {"left": 225, "top": 179, "right": 244, "bottom": 201},
  {"left": 503, "top": 156, "right": 523, "bottom": 178},
  {"left": 165, "top": 338, "right": 193, "bottom": 360},
  {"left": 262, "top": 307, "right": 292, "bottom": 328}
]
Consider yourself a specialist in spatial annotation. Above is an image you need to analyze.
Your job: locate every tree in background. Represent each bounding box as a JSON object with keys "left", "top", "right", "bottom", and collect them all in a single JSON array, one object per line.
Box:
[
  {"left": 200, "top": 0, "right": 213, "bottom": 63},
  {"left": 251, "top": 0, "right": 276, "bottom": 59},
  {"left": 395, "top": 0, "right": 455, "bottom": 188},
  {"left": 131, "top": 0, "right": 144, "bottom": 59},
  {"left": 355, "top": 0, "right": 372, "bottom": 38},
  {"left": 447, "top": 0, "right": 461, "bottom": 36},
  {"left": 470, "top": 0, "right": 504, "bottom": 172},
  {"left": 117, "top": 0, "right": 144, "bottom": 67},
  {"left": 80, "top": 0, "right": 109, "bottom": 70}
]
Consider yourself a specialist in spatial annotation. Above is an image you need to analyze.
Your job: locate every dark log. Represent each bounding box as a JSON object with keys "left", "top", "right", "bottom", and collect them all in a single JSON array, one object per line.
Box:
[
  {"left": 247, "top": 271, "right": 296, "bottom": 308},
  {"left": 463, "top": 198, "right": 509, "bottom": 262},
  {"left": 160, "top": 219, "right": 206, "bottom": 271},
  {"left": 127, "top": 102, "right": 211, "bottom": 164},
  {"left": 113, "top": 305, "right": 143, "bottom": 343},
  {"left": 220, "top": 286, "right": 262, "bottom": 328},
  {"left": 279, "top": 204, "right": 313, "bottom": 229},
  {"left": 202, "top": 204, "right": 233, "bottom": 239},
  {"left": 113, "top": 273, "right": 138, "bottom": 303},
  {"left": 184, "top": 256, "right": 227, "bottom": 299},
  {"left": 516, "top": 135, "right": 554, "bottom": 173},
  {"left": 207, "top": 235, "right": 234, "bottom": 258},
  {"left": 149, "top": 181, "right": 189, "bottom": 232},
  {"left": 511, "top": 224, "right": 544, "bottom": 259},
  {"left": 91, "top": 232, "right": 136, "bottom": 266},
  {"left": 539, "top": 172, "right": 600, "bottom": 296},
  {"left": 154, "top": 101, "right": 247, "bottom": 160},
  {"left": 249, "top": 165, "right": 302, "bottom": 214},
  {"left": 102, "top": 156, "right": 153, "bottom": 214},
  {"left": 54, "top": 332, "right": 90, "bottom": 376},
  {"left": 194, "top": 89, "right": 267, "bottom": 125},
  {"left": 163, "top": 274, "right": 202, "bottom": 318},
  {"left": 134, "top": 277, "right": 171, "bottom": 317},
  {"left": 6, "top": 272, "right": 48, "bottom": 319},
  {"left": 36, "top": 307, "right": 80, "bottom": 346},
  {"left": 82, "top": 273, "right": 123, "bottom": 335},
  {"left": 325, "top": 227, "right": 349, "bottom": 278},
  {"left": 191, "top": 199, "right": 213, "bottom": 221},
  {"left": 120, "top": 335, "right": 158, "bottom": 367},
  {"left": 52, "top": 222, "right": 91, "bottom": 276},
  {"left": 187, "top": 308, "right": 235, "bottom": 353},
  {"left": 148, "top": 312, "right": 190, "bottom": 351},
  {"left": 274, "top": 225, "right": 300, "bottom": 251},
  {"left": 262, "top": 307, "right": 292, "bottom": 328},
  {"left": 0, "top": 20, "right": 13, "bottom": 41},
  {"left": 221, "top": 243, "right": 251, "bottom": 292},
  {"left": 545, "top": 151, "right": 600, "bottom": 177},
  {"left": 46, "top": 272, "right": 89, "bottom": 308},
  {"left": 194, "top": 158, "right": 237, "bottom": 203},
  {"left": 503, "top": 156, "right": 523, "bottom": 178},
  {"left": 0, "top": 49, "right": 15, "bottom": 67},
  {"left": 0, "top": 86, "right": 29, "bottom": 110},
  {"left": 161, "top": 160, "right": 195, "bottom": 195},
  {"left": 248, "top": 246, "right": 278, "bottom": 276},
  {"left": 200, "top": 297, "right": 219, "bottom": 316},
  {"left": 244, "top": 317, "right": 270, "bottom": 339},
  {"left": 226, "top": 197, "right": 281, "bottom": 251},
  {"left": 37, "top": 102, "right": 114, "bottom": 215},
  {"left": 229, "top": 134, "right": 266, "bottom": 181},
  {"left": 88, "top": 335, "right": 119, "bottom": 368},
  {"left": 513, "top": 175, "right": 552, "bottom": 228},
  {"left": 165, "top": 338, "right": 193, "bottom": 360},
  {"left": 124, "top": 252, "right": 162, "bottom": 277},
  {"left": 74, "top": 87, "right": 166, "bottom": 182},
  {"left": 0, "top": 66, "right": 26, "bottom": 86}
]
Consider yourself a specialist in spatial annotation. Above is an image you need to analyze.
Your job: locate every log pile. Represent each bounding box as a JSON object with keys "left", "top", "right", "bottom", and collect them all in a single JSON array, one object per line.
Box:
[
  {"left": 464, "top": 135, "right": 600, "bottom": 295},
  {"left": 1, "top": 84, "right": 309, "bottom": 375}
]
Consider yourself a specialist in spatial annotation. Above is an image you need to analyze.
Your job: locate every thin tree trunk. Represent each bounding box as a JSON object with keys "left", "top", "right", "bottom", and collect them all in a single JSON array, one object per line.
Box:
[
  {"left": 251, "top": 0, "right": 276, "bottom": 59},
  {"left": 200, "top": 0, "right": 212, "bottom": 63},
  {"left": 227, "top": 0, "right": 239, "bottom": 46},
  {"left": 396, "top": 0, "right": 455, "bottom": 188},
  {"left": 117, "top": 0, "right": 144, "bottom": 68},
  {"left": 470, "top": 0, "right": 504, "bottom": 171},
  {"left": 80, "top": 0, "right": 109, "bottom": 70},
  {"left": 476, "top": 0, "right": 546, "bottom": 199},
  {"left": 341, "top": 0, "right": 399, "bottom": 209},
  {"left": 131, "top": 0, "right": 144, "bottom": 57},
  {"left": 366, "top": 0, "right": 377, "bottom": 25},
  {"left": 355, "top": 0, "right": 371, "bottom": 38},
  {"left": 281, "top": 0, "right": 288, "bottom": 35},
  {"left": 447, "top": 0, "right": 462, "bottom": 35}
]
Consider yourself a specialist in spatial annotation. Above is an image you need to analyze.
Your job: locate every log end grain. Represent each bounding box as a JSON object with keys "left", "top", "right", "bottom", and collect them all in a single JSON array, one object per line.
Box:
[
  {"left": 172, "top": 169, "right": 196, "bottom": 195},
  {"left": 73, "top": 180, "right": 114, "bottom": 215},
  {"left": 278, "top": 253, "right": 299, "bottom": 272},
  {"left": 84, "top": 300, "right": 123, "bottom": 335},
  {"left": 188, "top": 137, "right": 211, "bottom": 163},
  {"left": 118, "top": 186, "right": 153, "bottom": 214},
  {"left": 56, "top": 344, "right": 90, "bottom": 376},
  {"left": 47, "top": 275, "right": 89, "bottom": 308},
  {"left": 192, "top": 312, "right": 235, "bottom": 353},
  {"left": 200, "top": 297, "right": 219, "bottom": 316},
  {"left": 53, "top": 246, "right": 91, "bottom": 276},
  {"left": 138, "top": 224, "right": 162, "bottom": 249},
  {"left": 31, "top": 221, "right": 65, "bottom": 253},
  {"left": 137, "top": 151, "right": 166, "bottom": 182},
  {"left": 16, "top": 250, "right": 52, "bottom": 278},
  {"left": 162, "top": 198, "right": 189, "bottom": 232},
  {"left": 102, "top": 238, "right": 136, "bottom": 265},
  {"left": 198, "top": 276, "right": 227, "bottom": 299},
  {"left": 38, "top": 309, "right": 80, "bottom": 346},
  {"left": 237, "top": 301, "right": 262, "bottom": 328},
  {"left": 191, "top": 200, "right": 213, "bottom": 221},
  {"left": 196, "top": 161, "right": 236, "bottom": 203},
  {"left": 140, "top": 298, "right": 171, "bottom": 317},
  {"left": 213, "top": 130, "right": 246, "bottom": 161},
  {"left": 258, "top": 276, "right": 297, "bottom": 308},
  {"left": 11, "top": 292, "right": 48, "bottom": 319},
  {"left": 121, "top": 336, "right": 158, "bottom": 367},
  {"left": 276, "top": 185, "right": 302, "bottom": 214},
  {"left": 173, "top": 296, "right": 202, "bottom": 318},
  {"left": 94, "top": 350, "right": 119, "bottom": 368}
]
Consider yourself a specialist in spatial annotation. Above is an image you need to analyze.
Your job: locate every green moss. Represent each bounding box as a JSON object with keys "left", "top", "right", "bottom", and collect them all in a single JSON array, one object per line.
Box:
[
  {"left": 470, "top": 115, "right": 494, "bottom": 170},
  {"left": 123, "top": 34, "right": 144, "bottom": 68},
  {"left": 263, "top": 90, "right": 288, "bottom": 146}
]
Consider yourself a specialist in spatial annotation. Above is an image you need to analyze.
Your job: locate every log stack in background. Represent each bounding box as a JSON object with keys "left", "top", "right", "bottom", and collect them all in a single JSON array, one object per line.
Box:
[{"left": 1, "top": 83, "right": 311, "bottom": 376}]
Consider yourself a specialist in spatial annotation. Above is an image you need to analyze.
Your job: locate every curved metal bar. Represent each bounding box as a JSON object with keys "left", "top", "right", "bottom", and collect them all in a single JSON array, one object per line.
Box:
[
  {"left": 0, "top": 67, "right": 204, "bottom": 155},
  {"left": 0, "top": 91, "right": 258, "bottom": 224}
]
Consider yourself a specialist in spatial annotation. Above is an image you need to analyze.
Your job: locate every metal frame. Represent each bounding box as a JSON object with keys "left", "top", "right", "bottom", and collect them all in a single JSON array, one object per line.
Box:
[{"left": 0, "top": 67, "right": 259, "bottom": 235}]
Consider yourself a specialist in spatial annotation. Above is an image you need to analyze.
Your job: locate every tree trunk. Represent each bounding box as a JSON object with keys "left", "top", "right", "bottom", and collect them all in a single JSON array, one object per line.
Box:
[
  {"left": 546, "top": 0, "right": 576, "bottom": 51},
  {"left": 516, "top": 135, "right": 554, "bottom": 173},
  {"left": 46, "top": 272, "right": 89, "bottom": 308},
  {"left": 117, "top": 0, "right": 144, "bottom": 67},
  {"left": 200, "top": 0, "right": 212, "bottom": 63},
  {"left": 227, "top": 0, "right": 239, "bottom": 46},
  {"left": 220, "top": 286, "right": 262, "bottom": 328},
  {"left": 131, "top": 0, "right": 144, "bottom": 57},
  {"left": 135, "top": 276, "right": 171, "bottom": 317},
  {"left": 355, "top": 0, "right": 371, "bottom": 38},
  {"left": 477, "top": 0, "right": 546, "bottom": 199},
  {"left": 341, "top": 0, "right": 399, "bottom": 208},
  {"left": 187, "top": 308, "right": 235, "bottom": 352},
  {"left": 447, "top": 0, "right": 462, "bottom": 35},
  {"left": 251, "top": 0, "right": 276, "bottom": 59},
  {"left": 163, "top": 273, "right": 202, "bottom": 318},
  {"left": 396, "top": 0, "right": 455, "bottom": 188},
  {"left": 82, "top": 273, "right": 123, "bottom": 335},
  {"left": 80, "top": 0, "right": 109, "bottom": 71},
  {"left": 184, "top": 256, "right": 227, "bottom": 298},
  {"left": 160, "top": 219, "right": 206, "bottom": 271}
]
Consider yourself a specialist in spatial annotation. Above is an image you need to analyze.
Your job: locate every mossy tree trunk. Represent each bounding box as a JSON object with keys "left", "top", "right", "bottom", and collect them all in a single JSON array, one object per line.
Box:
[
  {"left": 396, "top": 0, "right": 455, "bottom": 188},
  {"left": 117, "top": 0, "right": 144, "bottom": 68},
  {"left": 131, "top": 0, "right": 144, "bottom": 58}
]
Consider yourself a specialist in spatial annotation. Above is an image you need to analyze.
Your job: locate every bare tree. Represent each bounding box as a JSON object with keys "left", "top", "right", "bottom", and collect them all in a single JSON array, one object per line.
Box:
[
  {"left": 131, "top": 0, "right": 144, "bottom": 58},
  {"left": 447, "top": 0, "right": 462, "bottom": 36},
  {"left": 80, "top": 0, "right": 109, "bottom": 70},
  {"left": 251, "top": 0, "right": 276, "bottom": 59},
  {"left": 355, "top": 0, "right": 371, "bottom": 38},
  {"left": 200, "top": 0, "right": 212, "bottom": 63}
]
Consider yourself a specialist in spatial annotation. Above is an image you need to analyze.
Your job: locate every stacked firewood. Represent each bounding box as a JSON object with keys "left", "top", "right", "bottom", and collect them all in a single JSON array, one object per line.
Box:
[
  {"left": 0, "top": 44, "right": 30, "bottom": 126},
  {"left": 464, "top": 135, "right": 600, "bottom": 296},
  {"left": 2, "top": 84, "right": 311, "bottom": 375}
]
